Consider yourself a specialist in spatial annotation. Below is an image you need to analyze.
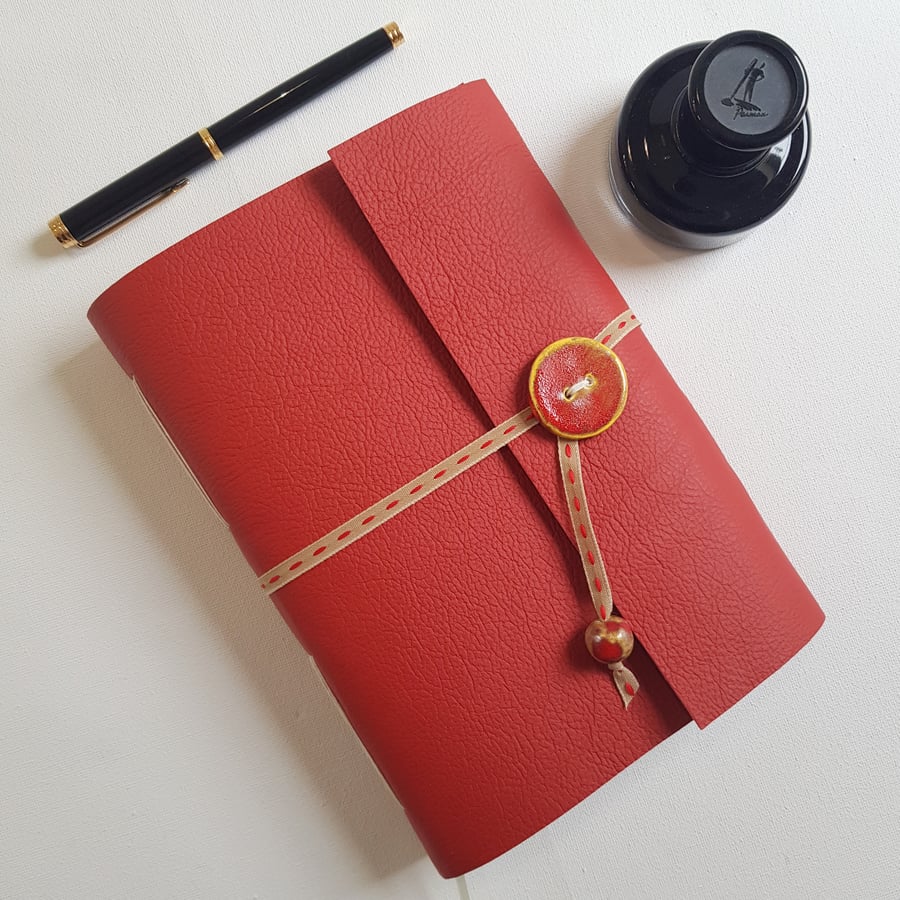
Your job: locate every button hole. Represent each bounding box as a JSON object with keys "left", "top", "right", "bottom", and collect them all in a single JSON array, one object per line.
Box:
[{"left": 563, "top": 373, "right": 596, "bottom": 401}]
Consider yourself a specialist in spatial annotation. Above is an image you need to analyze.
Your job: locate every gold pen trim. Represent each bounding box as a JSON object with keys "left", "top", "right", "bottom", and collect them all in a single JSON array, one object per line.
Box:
[
  {"left": 198, "top": 127, "right": 224, "bottom": 160},
  {"left": 47, "top": 179, "right": 189, "bottom": 249},
  {"left": 383, "top": 22, "right": 404, "bottom": 48},
  {"left": 47, "top": 214, "right": 78, "bottom": 248}
]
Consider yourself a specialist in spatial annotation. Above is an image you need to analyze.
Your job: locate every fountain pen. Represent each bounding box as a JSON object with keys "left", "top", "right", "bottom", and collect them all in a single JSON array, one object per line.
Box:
[{"left": 48, "top": 22, "right": 404, "bottom": 248}]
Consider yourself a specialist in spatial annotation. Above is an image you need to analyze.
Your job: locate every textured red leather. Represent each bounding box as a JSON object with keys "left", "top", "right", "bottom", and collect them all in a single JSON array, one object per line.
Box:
[{"left": 88, "top": 81, "right": 823, "bottom": 877}]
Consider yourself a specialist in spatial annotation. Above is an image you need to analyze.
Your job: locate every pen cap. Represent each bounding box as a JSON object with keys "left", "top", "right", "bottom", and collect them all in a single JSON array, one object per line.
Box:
[{"left": 610, "top": 31, "right": 811, "bottom": 249}]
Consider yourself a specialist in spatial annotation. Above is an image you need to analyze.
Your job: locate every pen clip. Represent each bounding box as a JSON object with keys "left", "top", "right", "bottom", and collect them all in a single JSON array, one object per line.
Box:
[{"left": 73, "top": 178, "right": 189, "bottom": 247}]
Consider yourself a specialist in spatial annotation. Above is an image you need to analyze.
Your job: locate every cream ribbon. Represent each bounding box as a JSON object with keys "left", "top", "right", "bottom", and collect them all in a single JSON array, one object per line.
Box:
[
  {"left": 557, "top": 437, "right": 640, "bottom": 707},
  {"left": 258, "top": 310, "right": 642, "bottom": 705}
]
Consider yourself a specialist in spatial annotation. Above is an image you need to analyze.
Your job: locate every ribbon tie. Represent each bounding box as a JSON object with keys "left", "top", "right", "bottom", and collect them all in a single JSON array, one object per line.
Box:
[{"left": 259, "top": 310, "right": 643, "bottom": 708}]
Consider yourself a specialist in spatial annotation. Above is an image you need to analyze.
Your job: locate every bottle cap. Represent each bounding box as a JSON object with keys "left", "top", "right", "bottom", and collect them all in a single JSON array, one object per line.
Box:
[{"left": 687, "top": 31, "right": 808, "bottom": 153}]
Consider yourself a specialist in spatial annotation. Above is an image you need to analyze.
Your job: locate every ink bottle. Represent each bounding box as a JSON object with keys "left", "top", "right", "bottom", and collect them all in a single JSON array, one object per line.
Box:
[{"left": 610, "top": 31, "right": 810, "bottom": 249}]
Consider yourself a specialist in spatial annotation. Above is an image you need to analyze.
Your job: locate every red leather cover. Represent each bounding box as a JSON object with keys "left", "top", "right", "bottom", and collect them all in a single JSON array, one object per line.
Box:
[{"left": 88, "top": 80, "right": 823, "bottom": 877}]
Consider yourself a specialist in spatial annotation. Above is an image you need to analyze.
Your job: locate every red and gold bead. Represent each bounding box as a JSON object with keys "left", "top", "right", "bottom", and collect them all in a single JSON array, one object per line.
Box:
[{"left": 584, "top": 616, "right": 635, "bottom": 664}]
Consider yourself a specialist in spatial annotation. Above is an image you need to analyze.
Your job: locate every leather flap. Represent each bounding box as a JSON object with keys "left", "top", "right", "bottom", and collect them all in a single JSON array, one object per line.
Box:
[
  {"left": 329, "top": 81, "right": 823, "bottom": 727},
  {"left": 328, "top": 80, "right": 622, "bottom": 542}
]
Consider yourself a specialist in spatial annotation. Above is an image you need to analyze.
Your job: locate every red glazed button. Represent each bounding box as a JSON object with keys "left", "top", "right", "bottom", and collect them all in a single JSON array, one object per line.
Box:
[{"left": 528, "top": 337, "right": 628, "bottom": 439}]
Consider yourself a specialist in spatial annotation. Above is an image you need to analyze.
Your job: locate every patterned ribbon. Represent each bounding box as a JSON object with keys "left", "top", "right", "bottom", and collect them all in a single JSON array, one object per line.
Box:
[
  {"left": 557, "top": 437, "right": 640, "bottom": 707},
  {"left": 259, "top": 310, "right": 642, "bottom": 706}
]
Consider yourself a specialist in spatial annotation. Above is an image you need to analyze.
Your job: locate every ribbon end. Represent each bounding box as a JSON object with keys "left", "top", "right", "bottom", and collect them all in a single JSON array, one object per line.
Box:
[{"left": 611, "top": 664, "right": 640, "bottom": 709}]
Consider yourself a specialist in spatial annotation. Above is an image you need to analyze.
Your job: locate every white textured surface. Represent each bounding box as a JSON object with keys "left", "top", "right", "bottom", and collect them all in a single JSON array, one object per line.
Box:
[{"left": 1, "top": 2, "right": 898, "bottom": 898}]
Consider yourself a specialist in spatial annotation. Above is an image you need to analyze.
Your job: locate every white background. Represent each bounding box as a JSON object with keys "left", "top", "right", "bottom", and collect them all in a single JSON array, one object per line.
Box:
[{"left": 1, "top": 2, "right": 898, "bottom": 898}]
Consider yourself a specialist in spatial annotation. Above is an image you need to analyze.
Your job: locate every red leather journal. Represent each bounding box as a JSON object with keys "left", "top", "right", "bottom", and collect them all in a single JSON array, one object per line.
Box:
[{"left": 88, "top": 81, "right": 823, "bottom": 877}]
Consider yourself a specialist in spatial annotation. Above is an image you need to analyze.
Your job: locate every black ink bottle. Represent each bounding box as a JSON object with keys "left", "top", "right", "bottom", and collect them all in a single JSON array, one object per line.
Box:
[{"left": 610, "top": 31, "right": 810, "bottom": 249}]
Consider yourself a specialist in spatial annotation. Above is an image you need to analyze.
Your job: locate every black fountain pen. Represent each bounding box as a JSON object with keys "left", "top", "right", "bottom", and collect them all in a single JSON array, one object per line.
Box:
[{"left": 48, "top": 23, "right": 404, "bottom": 248}]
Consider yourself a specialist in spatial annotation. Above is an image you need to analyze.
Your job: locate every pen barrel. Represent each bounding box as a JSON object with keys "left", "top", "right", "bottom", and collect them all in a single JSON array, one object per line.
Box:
[
  {"left": 51, "top": 24, "right": 401, "bottom": 247},
  {"left": 57, "top": 134, "right": 213, "bottom": 244},
  {"left": 208, "top": 27, "right": 394, "bottom": 151}
]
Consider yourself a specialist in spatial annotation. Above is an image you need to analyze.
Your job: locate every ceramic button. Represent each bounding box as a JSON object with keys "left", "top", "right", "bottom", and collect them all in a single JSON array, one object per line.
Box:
[{"left": 528, "top": 337, "right": 628, "bottom": 439}]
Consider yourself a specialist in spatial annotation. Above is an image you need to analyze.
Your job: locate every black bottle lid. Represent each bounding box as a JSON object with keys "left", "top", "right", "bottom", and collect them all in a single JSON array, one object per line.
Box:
[{"left": 610, "top": 31, "right": 811, "bottom": 249}]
